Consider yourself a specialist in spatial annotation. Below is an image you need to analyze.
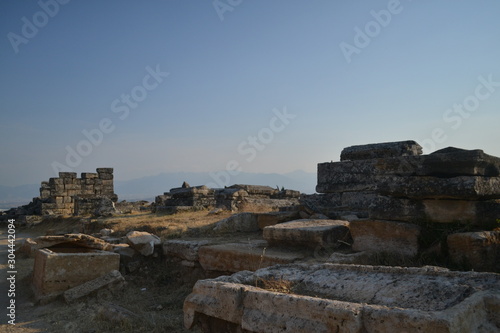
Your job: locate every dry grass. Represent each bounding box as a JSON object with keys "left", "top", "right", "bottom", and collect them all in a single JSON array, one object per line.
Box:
[
  {"left": 256, "top": 277, "right": 296, "bottom": 294},
  {"left": 96, "top": 210, "right": 234, "bottom": 239}
]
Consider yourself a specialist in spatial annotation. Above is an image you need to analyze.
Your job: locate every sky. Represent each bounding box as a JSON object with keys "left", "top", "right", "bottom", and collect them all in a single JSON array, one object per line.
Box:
[{"left": 1, "top": 0, "right": 499, "bottom": 187}]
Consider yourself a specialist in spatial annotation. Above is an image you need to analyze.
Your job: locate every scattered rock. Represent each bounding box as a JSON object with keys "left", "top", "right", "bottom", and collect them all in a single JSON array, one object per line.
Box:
[
  {"left": 100, "top": 228, "right": 114, "bottom": 236},
  {"left": 126, "top": 231, "right": 161, "bottom": 256}
]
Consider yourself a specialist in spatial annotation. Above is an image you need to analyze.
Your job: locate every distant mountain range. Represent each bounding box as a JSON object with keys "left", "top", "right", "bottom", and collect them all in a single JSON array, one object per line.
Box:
[{"left": 0, "top": 171, "right": 317, "bottom": 209}]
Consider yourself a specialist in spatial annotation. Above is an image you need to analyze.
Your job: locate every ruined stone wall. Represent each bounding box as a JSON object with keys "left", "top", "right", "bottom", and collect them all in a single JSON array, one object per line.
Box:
[
  {"left": 39, "top": 168, "right": 117, "bottom": 216},
  {"left": 153, "top": 183, "right": 301, "bottom": 213}
]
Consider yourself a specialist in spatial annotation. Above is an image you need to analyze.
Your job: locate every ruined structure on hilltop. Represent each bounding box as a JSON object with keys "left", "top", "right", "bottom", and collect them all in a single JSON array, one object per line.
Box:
[
  {"left": 152, "top": 183, "right": 301, "bottom": 213},
  {"left": 6, "top": 168, "right": 118, "bottom": 218}
]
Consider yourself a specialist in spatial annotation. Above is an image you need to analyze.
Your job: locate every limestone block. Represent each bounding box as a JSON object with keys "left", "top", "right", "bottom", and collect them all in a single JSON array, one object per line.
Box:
[
  {"left": 102, "top": 185, "right": 114, "bottom": 193},
  {"left": 81, "top": 172, "right": 98, "bottom": 179},
  {"left": 97, "top": 167, "right": 113, "bottom": 174},
  {"left": 101, "top": 179, "right": 113, "bottom": 186},
  {"left": 198, "top": 243, "right": 304, "bottom": 273},
  {"left": 447, "top": 231, "right": 500, "bottom": 272},
  {"left": 63, "top": 270, "right": 125, "bottom": 303},
  {"left": 64, "top": 184, "right": 79, "bottom": 190},
  {"left": 369, "top": 196, "right": 500, "bottom": 228},
  {"left": 98, "top": 172, "right": 113, "bottom": 180},
  {"left": 377, "top": 175, "right": 500, "bottom": 200},
  {"left": 163, "top": 240, "right": 211, "bottom": 261},
  {"left": 126, "top": 231, "right": 161, "bottom": 256},
  {"left": 49, "top": 177, "right": 64, "bottom": 185},
  {"left": 340, "top": 140, "right": 423, "bottom": 161},
  {"left": 59, "top": 172, "right": 77, "bottom": 179},
  {"left": 263, "top": 219, "right": 351, "bottom": 248},
  {"left": 350, "top": 219, "right": 421, "bottom": 256},
  {"left": 85, "top": 179, "right": 97, "bottom": 185},
  {"left": 55, "top": 196, "right": 64, "bottom": 205}
]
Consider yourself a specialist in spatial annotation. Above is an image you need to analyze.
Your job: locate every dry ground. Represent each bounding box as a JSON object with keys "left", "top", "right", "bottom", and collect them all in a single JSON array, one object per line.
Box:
[{"left": 0, "top": 209, "right": 257, "bottom": 333}]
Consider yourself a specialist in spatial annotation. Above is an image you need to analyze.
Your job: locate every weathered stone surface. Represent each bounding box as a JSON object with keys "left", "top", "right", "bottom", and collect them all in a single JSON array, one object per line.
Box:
[
  {"left": 256, "top": 211, "right": 300, "bottom": 229},
  {"left": 163, "top": 239, "right": 211, "bottom": 261},
  {"left": 213, "top": 213, "right": 259, "bottom": 233},
  {"left": 198, "top": 242, "right": 304, "bottom": 273},
  {"left": 369, "top": 196, "right": 500, "bottom": 228},
  {"left": 63, "top": 270, "right": 125, "bottom": 303},
  {"left": 378, "top": 175, "right": 500, "bottom": 200},
  {"left": 340, "top": 140, "right": 423, "bottom": 161},
  {"left": 126, "top": 231, "right": 161, "bottom": 256},
  {"left": 317, "top": 148, "right": 500, "bottom": 194},
  {"left": 20, "top": 234, "right": 113, "bottom": 257},
  {"left": 32, "top": 247, "right": 120, "bottom": 301},
  {"left": 447, "top": 231, "right": 500, "bottom": 272},
  {"left": 263, "top": 219, "right": 351, "bottom": 249},
  {"left": 350, "top": 219, "right": 421, "bottom": 256},
  {"left": 185, "top": 263, "right": 500, "bottom": 333}
]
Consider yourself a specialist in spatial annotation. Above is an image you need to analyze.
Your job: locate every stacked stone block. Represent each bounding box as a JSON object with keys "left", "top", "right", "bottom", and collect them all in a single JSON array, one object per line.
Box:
[
  {"left": 309, "top": 141, "right": 500, "bottom": 270},
  {"left": 314, "top": 141, "right": 500, "bottom": 228},
  {"left": 39, "top": 168, "right": 117, "bottom": 216}
]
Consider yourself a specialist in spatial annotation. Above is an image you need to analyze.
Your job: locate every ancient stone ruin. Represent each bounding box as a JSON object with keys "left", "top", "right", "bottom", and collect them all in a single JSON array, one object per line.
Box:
[
  {"left": 302, "top": 140, "right": 500, "bottom": 270},
  {"left": 181, "top": 140, "right": 500, "bottom": 332},
  {"left": 152, "top": 183, "right": 301, "bottom": 213},
  {"left": 5, "top": 168, "right": 118, "bottom": 218}
]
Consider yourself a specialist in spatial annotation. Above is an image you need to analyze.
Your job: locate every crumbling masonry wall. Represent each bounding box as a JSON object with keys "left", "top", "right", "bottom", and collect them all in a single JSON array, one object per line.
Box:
[{"left": 39, "top": 168, "right": 118, "bottom": 216}]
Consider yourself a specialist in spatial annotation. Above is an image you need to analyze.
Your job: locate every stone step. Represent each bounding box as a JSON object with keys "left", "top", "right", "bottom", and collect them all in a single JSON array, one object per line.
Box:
[
  {"left": 263, "top": 219, "right": 351, "bottom": 248},
  {"left": 198, "top": 242, "right": 305, "bottom": 273}
]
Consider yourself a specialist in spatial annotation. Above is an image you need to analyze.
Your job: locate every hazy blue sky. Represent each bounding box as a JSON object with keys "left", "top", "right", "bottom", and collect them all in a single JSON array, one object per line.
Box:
[{"left": 1, "top": 0, "right": 499, "bottom": 187}]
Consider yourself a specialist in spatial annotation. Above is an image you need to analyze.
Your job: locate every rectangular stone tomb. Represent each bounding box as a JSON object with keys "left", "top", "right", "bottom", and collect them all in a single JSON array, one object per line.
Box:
[
  {"left": 32, "top": 247, "right": 120, "bottom": 301},
  {"left": 184, "top": 263, "right": 500, "bottom": 333}
]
